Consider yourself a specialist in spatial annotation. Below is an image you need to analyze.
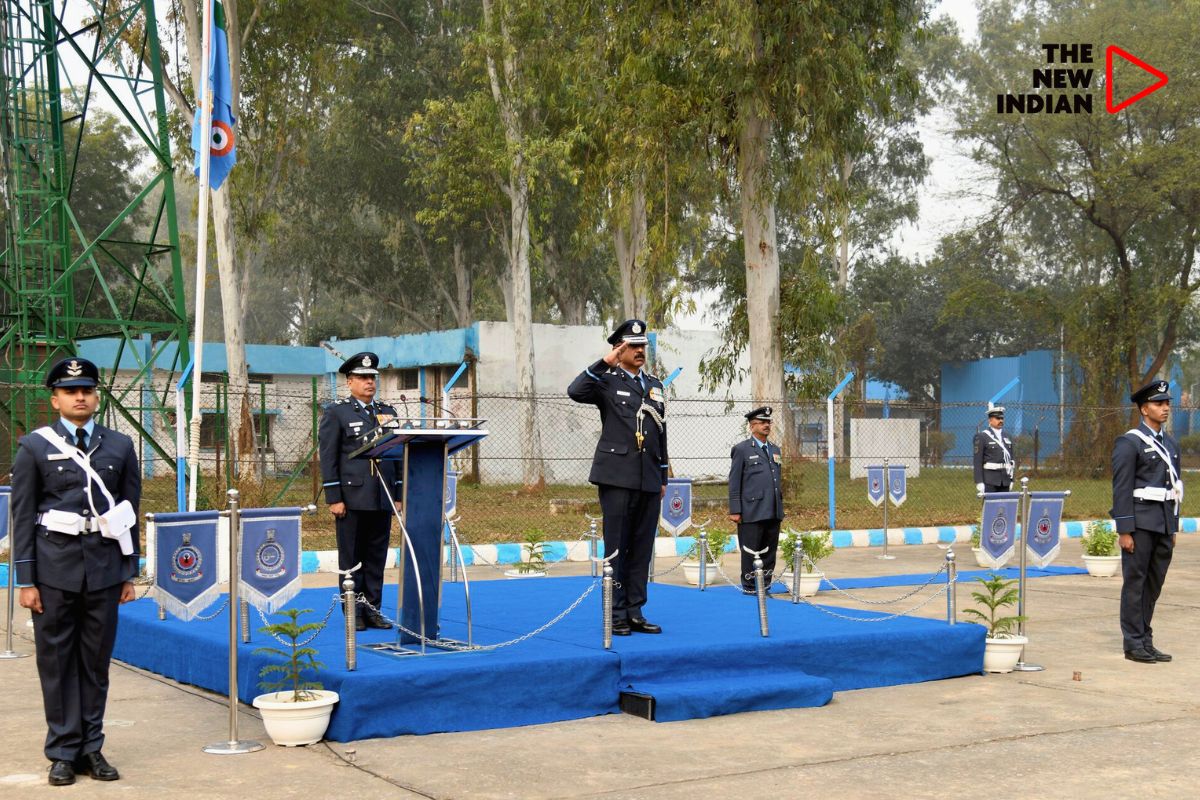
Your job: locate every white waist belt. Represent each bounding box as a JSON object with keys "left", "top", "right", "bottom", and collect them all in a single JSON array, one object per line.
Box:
[
  {"left": 38, "top": 510, "right": 100, "bottom": 534},
  {"left": 983, "top": 462, "right": 1009, "bottom": 470},
  {"left": 1133, "top": 487, "right": 1175, "bottom": 502}
]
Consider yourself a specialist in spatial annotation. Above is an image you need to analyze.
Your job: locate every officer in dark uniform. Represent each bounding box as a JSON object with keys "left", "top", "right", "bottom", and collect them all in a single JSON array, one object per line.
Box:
[
  {"left": 319, "top": 352, "right": 403, "bottom": 631},
  {"left": 568, "top": 319, "right": 668, "bottom": 635},
  {"left": 973, "top": 405, "right": 1014, "bottom": 494},
  {"left": 1111, "top": 379, "right": 1181, "bottom": 664},
  {"left": 728, "top": 406, "right": 785, "bottom": 593},
  {"left": 12, "top": 357, "right": 140, "bottom": 786}
]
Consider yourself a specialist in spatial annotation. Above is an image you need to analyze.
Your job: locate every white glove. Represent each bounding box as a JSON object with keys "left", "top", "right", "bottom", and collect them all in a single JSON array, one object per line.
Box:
[{"left": 975, "top": 483, "right": 985, "bottom": 494}]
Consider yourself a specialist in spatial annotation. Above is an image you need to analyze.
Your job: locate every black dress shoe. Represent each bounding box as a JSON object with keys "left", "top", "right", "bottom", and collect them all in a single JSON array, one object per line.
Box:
[
  {"left": 355, "top": 615, "right": 367, "bottom": 632},
  {"left": 628, "top": 617, "right": 662, "bottom": 634},
  {"left": 363, "top": 610, "right": 393, "bottom": 630},
  {"left": 611, "top": 619, "right": 631, "bottom": 636},
  {"left": 48, "top": 760, "right": 75, "bottom": 786},
  {"left": 1145, "top": 644, "right": 1173, "bottom": 662},
  {"left": 1124, "top": 647, "right": 1157, "bottom": 664},
  {"left": 74, "top": 751, "right": 119, "bottom": 781}
]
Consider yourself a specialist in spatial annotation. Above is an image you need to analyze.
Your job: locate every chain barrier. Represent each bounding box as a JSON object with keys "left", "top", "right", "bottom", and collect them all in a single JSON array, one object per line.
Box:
[
  {"left": 811, "top": 556, "right": 950, "bottom": 606},
  {"left": 790, "top": 578, "right": 954, "bottom": 623},
  {"left": 194, "top": 597, "right": 230, "bottom": 621},
  {"left": 133, "top": 576, "right": 156, "bottom": 600},
  {"left": 356, "top": 578, "right": 600, "bottom": 652},
  {"left": 254, "top": 594, "right": 342, "bottom": 648},
  {"left": 652, "top": 550, "right": 692, "bottom": 578},
  {"left": 704, "top": 540, "right": 743, "bottom": 588}
]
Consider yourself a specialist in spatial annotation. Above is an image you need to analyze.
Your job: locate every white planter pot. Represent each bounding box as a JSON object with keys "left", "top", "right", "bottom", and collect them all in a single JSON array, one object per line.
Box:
[
  {"left": 971, "top": 547, "right": 988, "bottom": 567},
  {"left": 1081, "top": 554, "right": 1120, "bottom": 578},
  {"left": 253, "top": 690, "right": 339, "bottom": 746},
  {"left": 982, "top": 635, "right": 1028, "bottom": 674},
  {"left": 682, "top": 560, "right": 704, "bottom": 586},
  {"left": 780, "top": 570, "right": 824, "bottom": 596},
  {"left": 503, "top": 568, "right": 547, "bottom": 579}
]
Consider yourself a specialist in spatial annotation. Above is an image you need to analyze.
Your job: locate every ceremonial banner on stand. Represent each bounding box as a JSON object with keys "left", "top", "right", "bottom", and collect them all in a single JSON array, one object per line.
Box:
[
  {"left": 240, "top": 507, "right": 303, "bottom": 614},
  {"left": 0, "top": 486, "right": 10, "bottom": 552},
  {"left": 445, "top": 469, "right": 459, "bottom": 518},
  {"left": 979, "top": 493, "right": 1021, "bottom": 569},
  {"left": 660, "top": 478, "right": 693, "bottom": 535},
  {"left": 888, "top": 465, "right": 907, "bottom": 507},
  {"left": 866, "top": 465, "right": 886, "bottom": 507},
  {"left": 154, "top": 510, "right": 221, "bottom": 621},
  {"left": 1026, "top": 491, "right": 1067, "bottom": 567}
]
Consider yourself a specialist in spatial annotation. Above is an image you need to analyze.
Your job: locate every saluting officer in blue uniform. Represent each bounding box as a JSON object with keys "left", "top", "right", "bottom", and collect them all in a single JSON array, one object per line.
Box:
[
  {"left": 1111, "top": 379, "right": 1181, "bottom": 664},
  {"left": 12, "top": 357, "right": 140, "bottom": 786},
  {"left": 568, "top": 320, "right": 668, "bottom": 635},
  {"left": 319, "top": 352, "right": 402, "bottom": 631},
  {"left": 728, "top": 406, "right": 785, "bottom": 593},
  {"left": 973, "top": 405, "right": 1014, "bottom": 494}
]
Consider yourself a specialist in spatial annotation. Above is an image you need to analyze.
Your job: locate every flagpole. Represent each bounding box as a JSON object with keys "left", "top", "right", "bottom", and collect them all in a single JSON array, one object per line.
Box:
[{"left": 189, "top": 0, "right": 215, "bottom": 512}]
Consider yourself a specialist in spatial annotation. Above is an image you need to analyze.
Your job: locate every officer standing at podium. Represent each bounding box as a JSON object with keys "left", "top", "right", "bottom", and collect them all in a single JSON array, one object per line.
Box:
[
  {"left": 1111, "top": 379, "right": 1181, "bottom": 664},
  {"left": 12, "top": 357, "right": 140, "bottom": 786},
  {"left": 569, "top": 320, "right": 668, "bottom": 635},
  {"left": 728, "top": 406, "right": 785, "bottom": 593},
  {"left": 319, "top": 352, "right": 403, "bottom": 631},
  {"left": 973, "top": 405, "right": 1014, "bottom": 494}
]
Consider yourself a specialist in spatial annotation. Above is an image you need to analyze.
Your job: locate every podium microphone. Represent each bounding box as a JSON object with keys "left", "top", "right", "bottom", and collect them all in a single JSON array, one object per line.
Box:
[{"left": 397, "top": 395, "right": 415, "bottom": 428}]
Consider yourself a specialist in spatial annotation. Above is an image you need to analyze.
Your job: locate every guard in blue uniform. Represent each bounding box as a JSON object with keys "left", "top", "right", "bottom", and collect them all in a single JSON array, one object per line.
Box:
[
  {"left": 728, "top": 406, "right": 785, "bottom": 593},
  {"left": 973, "top": 405, "right": 1014, "bottom": 494},
  {"left": 12, "top": 357, "right": 140, "bottom": 786},
  {"left": 319, "top": 352, "right": 403, "bottom": 631},
  {"left": 568, "top": 319, "right": 668, "bottom": 635},
  {"left": 1111, "top": 379, "right": 1181, "bottom": 664}
]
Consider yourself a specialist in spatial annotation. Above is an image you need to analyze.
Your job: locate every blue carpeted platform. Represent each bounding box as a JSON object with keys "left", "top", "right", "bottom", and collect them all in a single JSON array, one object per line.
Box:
[{"left": 112, "top": 577, "right": 985, "bottom": 740}]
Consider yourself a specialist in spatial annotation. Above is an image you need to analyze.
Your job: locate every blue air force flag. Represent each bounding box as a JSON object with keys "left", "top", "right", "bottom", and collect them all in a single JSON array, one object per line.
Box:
[
  {"left": 979, "top": 492, "right": 1021, "bottom": 569},
  {"left": 154, "top": 510, "right": 221, "bottom": 621},
  {"left": 660, "top": 478, "right": 693, "bottom": 535},
  {"left": 866, "top": 465, "right": 886, "bottom": 507},
  {"left": 0, "top": 485, "right": 10, "bottom": 553},
  {"left": 240, "top": 507, "right": 303, "bottom": 613},
  {"left": 1026, "top": 491, "right": 1067, "bottom": 567},
  {"left": 191, "top": 1, "right": 237, "bottom": 189},
  {"left": 888, "top": 464, "right": 907, "bottom": 507}
]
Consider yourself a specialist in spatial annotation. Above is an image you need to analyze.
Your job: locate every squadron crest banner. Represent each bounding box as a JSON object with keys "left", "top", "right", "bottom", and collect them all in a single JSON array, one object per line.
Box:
[
  {"left": 1026, "top": 491, "right": 1067, "bottom": 568},
  {"left": 660, "top": 477, "right": 693, "bottom": 535},
  {"left": 866, "top": 465, "right": 886, "bottom": 507},
  {"left": 979, "top": 492, "right": 1022, "bottom": 569},
  {"left": 240, "top": 507, "right": 303, "bottom": 613},
  {"left": 444, "top": 469, "right": 459, "bottom": 519},
  {"left": 153, "top": 510, "right": 221, "bottom": 621},
  {"left": 888, "top": 465, "right": 907, "bottom": 507}
]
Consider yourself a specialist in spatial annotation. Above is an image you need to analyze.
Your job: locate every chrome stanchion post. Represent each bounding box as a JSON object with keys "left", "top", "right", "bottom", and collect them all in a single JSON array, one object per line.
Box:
[
  {"left": 203, "top": 489, "right": 263, "bottom": 755},
  {"left": 698, "top": 528, "right": 709, "bottom": 591},
  {"left": 144, "top": 512, "right": 167, "bottom": 622},
  {"left": 587, "top": 515, "right": 600, "bottom": 578},
  {"left": 879, "top": 457, "right": 895, "bottom": 560},
  {"left": 1014, "top": 476, "right": 1043, "bottom": 672},
  {"left": 791, "top": 533, "right": 802, "bottom": 604},
  {"left": 745, "top": 545, "right": 769, "bottom": 637},
  {"left": 597, "top": 550, "right": 618, "bottom": 650},
  {"left": 946, "top": 547, "right": 957, "bottom": 625},
  {"left": 2, "top": 487, "right": 29, "bottom": 660},
  {"left": 342, "top": 574, "right": 357, "bottom": 671},
  {"left": 240, "top": 600, "right": 250, "bottom": 643}
]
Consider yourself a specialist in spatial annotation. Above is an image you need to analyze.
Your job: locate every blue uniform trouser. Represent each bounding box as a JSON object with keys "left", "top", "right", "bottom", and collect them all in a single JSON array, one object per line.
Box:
[
  {"left": 1120, "top": 528, "right": 1174, "bottom": 651},
  {"left": 737, "top": 519, "right": 782, "bottom": 591},
  {"left": 598, "top": 485, "right": 659, "bottom": 620},
  {"left": 336, "top": 509, "right": 392, "bottom": 612},
  {"left": 32, "top": 579, "right": 122, "bottom": 762}
]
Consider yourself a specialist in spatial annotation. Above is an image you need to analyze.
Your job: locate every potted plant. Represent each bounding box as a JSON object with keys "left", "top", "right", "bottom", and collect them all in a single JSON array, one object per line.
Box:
[
  {"left": 778, "top": 530, "right": 833, "bottom": 596},
  {"left": 969, "top": 525, "right": 988, "bottom": 567},
  {"left": 961, "top": 573, "right": 1027, "bottom": 674},
  {"left": 682, "top": 528, "right": 731, "bottom": 585},
  {"left": 1080, "top": 520, "right": 1120, "bottom": 577},
  {"left": 504, "top": 528, "right": 549, "bottom": 578},
  {"left": 252, "top": 608, "right": 339, "bottom": 746}
]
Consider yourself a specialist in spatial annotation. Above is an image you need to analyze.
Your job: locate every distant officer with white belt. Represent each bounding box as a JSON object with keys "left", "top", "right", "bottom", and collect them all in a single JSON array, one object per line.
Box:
[
  {"left": 973, "top": 404, "right": 1014, "bottom": 494},
  {"left": 12, "top": 357, "right": 140, "bottom": 786},
  {"left": 1111, "top": 379, "right": 1181, "bottom": 664}
]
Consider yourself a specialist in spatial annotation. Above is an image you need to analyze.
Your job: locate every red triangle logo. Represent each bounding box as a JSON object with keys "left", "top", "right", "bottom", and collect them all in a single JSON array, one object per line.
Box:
[{"left": 1105, "top": 45, "right": 1168, "bottom": 113}]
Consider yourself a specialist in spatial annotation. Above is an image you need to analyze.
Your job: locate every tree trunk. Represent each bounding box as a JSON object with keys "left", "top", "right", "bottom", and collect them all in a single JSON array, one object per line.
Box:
[
  {"left": 613, "top": 177, "right": 649, "bottom": 320},
  {"left": 452, "top": 238, "right": 472, "bottom": 328}
]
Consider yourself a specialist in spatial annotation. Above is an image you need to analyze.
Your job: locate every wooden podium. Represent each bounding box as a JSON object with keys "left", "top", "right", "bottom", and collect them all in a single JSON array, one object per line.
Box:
[{"left": 350, "top": 418, "right": 487, "bottom": 651}]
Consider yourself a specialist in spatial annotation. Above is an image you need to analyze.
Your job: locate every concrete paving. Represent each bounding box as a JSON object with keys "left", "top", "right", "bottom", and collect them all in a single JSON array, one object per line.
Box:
[{"left": 3, "top": 536, "right": 1199, "bottom": 798}]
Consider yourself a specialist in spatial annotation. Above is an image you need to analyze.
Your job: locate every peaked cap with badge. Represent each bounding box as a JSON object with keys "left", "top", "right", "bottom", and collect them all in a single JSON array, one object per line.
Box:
[
  {"left": 745, "top": 406, "right": 773, "bottom": 422},
  {"left": 607, "top": 319, "right": 649, "bottom": 346},
  {"left": 46, "top": 356, "right": 100, "bottom": 389},
  {"left": 1131, "top": 379, "right": 1171, "bottom": 406},
  {"left": 339, "top": 352, "right": 380, "bottom": 376}
]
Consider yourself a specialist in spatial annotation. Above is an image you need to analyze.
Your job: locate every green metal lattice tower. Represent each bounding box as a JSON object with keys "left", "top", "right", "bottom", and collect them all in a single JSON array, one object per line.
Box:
[{"left": 0, "top": 0, "right": 189, "bottom": 467}]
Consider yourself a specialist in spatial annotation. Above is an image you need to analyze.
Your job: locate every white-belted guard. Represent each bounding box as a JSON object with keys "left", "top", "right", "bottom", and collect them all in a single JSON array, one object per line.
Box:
[
  {"left": 973, "top": 404, "right": 1014, "bottom": 494},
  {"left": 12, "top": 357, "right": 140, "bottom": 786},
  {"left": 568, "top": 319, "right": 668, "bottom": 635},
  {"left": 319, "top": 352, "right": 402, "bottom": 631},
  {"left": 1111, "top": 379, "right": 1181, "bottom": 664},
  {"left": 728, "top": 406, "right": 785, "bottom": 593}
]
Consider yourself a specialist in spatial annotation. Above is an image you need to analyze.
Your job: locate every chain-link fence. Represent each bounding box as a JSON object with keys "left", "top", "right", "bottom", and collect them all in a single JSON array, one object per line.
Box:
[{"left": 4, "top": 380, "right": 1197, "bottom": 551}]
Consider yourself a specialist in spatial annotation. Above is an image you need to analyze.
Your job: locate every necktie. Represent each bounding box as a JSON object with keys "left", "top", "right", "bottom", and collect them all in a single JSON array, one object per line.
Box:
[{"left": 75, "top": 427, "right": 87, "bottom": 451}]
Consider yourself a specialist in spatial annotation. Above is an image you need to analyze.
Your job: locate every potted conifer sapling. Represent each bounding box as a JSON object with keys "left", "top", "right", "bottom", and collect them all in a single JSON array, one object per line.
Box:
[
  {"left": 252, "top": 608, "right": 339, "bottom": 746},
  {"left": 961, "top": 573, "right": 1027, "bottom": 673}
]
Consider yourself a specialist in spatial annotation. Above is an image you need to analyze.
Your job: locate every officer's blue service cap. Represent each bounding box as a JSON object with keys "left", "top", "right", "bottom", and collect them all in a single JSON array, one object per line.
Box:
[
  {"left": 987, "top": 405, "right": 1005, "bottom": 418},
  {"left": 46, "top": 356, "right": 99, "bottom": 389},
  {"left": 1131, "top": 379, "right": 1171, "bottom": 405},
  {"left": 607, "top": 319, "right": 650, "bottom": 346},
  {"left": 745, "top": 406, "right": 773, "bottom": 421},
  {"left": 339, "top": 352, "right": 380, "bottom": 376}
]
